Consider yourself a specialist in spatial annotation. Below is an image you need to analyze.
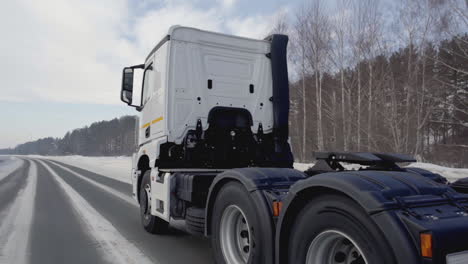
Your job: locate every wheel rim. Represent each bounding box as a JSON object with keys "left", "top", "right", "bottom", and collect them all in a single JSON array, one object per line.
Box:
[
  {"left": 306, "top": 230, "right": 368, "bottom": 264},
  {"left": 141, "top": 183, "right": 151, "bottom": 220},
  {"left": 219, "top": 205, "right": 251, "bottom": 264}
]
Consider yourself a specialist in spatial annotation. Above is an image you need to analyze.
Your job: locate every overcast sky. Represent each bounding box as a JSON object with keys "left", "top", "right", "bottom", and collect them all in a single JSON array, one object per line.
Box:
[{"left": 0, "top": 0, "right": 310, "bottom": 148}]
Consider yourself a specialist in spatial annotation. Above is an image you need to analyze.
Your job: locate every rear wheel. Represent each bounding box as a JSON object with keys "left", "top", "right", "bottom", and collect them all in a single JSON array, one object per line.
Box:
[
  {"left": 305, "top": 230, "right": 368, "bottom": 264},
  {"left": 139, "top": 170, "right": 169, "bottom": 234},
  {"left": 211, "top": 182, "right": 262, "bottom": 264},
  {"left": 288, "top": 194, "right": 395, "bottom": 264}
]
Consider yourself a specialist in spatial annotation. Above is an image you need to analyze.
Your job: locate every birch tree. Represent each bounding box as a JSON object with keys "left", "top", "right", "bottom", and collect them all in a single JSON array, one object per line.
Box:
[
  {"left": 303, "top": 0, "right": 331, "bottom": 151},
  {"left": 330, "top": 0, "right": 351, "bottom": 150},
  {"left": 292, "top": 7, "right": 312, "bottom": 161}
]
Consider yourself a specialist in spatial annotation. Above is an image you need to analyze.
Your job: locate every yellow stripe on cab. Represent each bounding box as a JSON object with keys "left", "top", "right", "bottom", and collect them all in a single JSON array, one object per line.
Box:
[
  {"left": 141, "top": 116, "right": 163, "bottom": 129},
  {"left": 151, "top": 116, "right": 164, "bottom": 124}
]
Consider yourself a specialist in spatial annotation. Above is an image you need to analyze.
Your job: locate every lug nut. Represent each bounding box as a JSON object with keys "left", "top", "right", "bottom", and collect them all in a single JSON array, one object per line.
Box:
[
  {"left": 334, "top": 252, "right": 346, "bottom": 263},
  {"left": 240, "top": 230, "right": 249, "bottom": 238},
  {"left": 243, "top": 246, "right": 249, "bottom": 253}
]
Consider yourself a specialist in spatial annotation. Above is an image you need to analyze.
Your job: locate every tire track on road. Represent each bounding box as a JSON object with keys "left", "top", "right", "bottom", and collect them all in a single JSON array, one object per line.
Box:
[
  {"left": 45, "top": 159, "right": 188, "bottom": 233},
  {"left": 37, "top": 159, "right": 155, "bottom": 264},
  {"left": 42, "top": 159, "right": 213, "bottom": 264},
  {"left": 29, "top": 160, "right": 105, "bottom": 264},
  {"left": 0, "top": 160, "right": 36, "bottom": 264},
  {"left": 0, "top": 160, "right": 29, "bottom": 214},
  {"left": 44, "top": 159, "right": 131, "bottom": 195},
  {"left": 47, "top": 160, "right": 136, "bottom": 207}
]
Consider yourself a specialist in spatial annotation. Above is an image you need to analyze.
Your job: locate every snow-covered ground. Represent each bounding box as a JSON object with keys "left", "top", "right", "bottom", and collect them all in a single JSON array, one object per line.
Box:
[
  {"left": 27, "top": 155, "right": 132, "bottom": 184},
  {"left": 20, "top": 156, "right": 468, "bottom": 184},
  {"left": 0, "top": 156, "right": 24, "bottom": 181},
  {"left": 296, "top": 162, "right": 468, "bottom": 183},
  {"left": 407, "top": 162, "right": 468, "bottom": 183}
]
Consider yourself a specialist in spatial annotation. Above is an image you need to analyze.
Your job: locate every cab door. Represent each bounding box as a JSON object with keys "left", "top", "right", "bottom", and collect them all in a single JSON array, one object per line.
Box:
[
  {"left": 139, "top": 58, "right": 155, "bottom": 144},
  {"left": 139, "top": 56, "right": 166, "bottom": 144}
]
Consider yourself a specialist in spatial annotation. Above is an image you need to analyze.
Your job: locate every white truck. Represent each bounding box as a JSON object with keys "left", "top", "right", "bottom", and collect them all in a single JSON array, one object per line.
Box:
[{"left": 120, "top": 26, "right": 468, "bottom": 264}]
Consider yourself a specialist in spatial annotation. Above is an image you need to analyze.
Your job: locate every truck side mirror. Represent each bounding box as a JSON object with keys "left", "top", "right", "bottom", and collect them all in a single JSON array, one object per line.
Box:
[{"left": 121, "top": 68, "right": 134, "bottom": 105}]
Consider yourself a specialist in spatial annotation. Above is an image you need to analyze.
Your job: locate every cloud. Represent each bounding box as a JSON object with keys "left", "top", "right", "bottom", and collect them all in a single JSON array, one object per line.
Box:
[
  {"left": 133, "top": 3, "right": 224, "bottom": 54},
  {"left": 1, "top": 0, "right": 131, "bottom": 105},
  {"left": 0, "top": 0, "right": 285, "bottom": 105},
  {"left": 226, "top": 16, "right": 272, "bottom": 39},
  {"left": 217, "top": 0, "right": 238, "bottom": 10},
  {"left": 226, "top": 7, "right": 290, "bottom": 39}
]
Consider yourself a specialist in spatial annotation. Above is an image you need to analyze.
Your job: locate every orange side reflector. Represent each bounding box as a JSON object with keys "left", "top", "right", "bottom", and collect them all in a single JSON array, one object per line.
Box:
[
  {"left": 420, "top": 233, "right": 433, "bottom": 258},
  {"left": 273, "top": 201, "right": 283, "bottom": 217}
]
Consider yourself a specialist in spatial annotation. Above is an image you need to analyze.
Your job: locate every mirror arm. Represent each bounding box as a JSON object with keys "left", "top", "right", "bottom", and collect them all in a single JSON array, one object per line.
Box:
[
  {"left": 124, "top": 101, "right": 142, "bottom": 110},
  {"left": 130, "top": 64, "right": 145, "bottom": 69}
]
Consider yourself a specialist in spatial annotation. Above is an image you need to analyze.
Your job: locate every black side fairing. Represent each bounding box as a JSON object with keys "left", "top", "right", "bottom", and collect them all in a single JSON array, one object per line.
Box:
[{"left": 276, "top": 170, "right": 468, "bottom": 264}]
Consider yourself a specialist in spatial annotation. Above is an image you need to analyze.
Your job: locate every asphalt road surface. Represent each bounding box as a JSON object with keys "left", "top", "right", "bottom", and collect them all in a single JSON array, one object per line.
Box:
[{"left": 0, "top": 157, "right": 213, "bottom": 264}]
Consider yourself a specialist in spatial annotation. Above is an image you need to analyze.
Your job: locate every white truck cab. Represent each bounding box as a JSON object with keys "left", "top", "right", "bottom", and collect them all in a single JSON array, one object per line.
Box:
[
  {"left": 132, "top": 26, "right": 279, "bottom": 155},
  {"left": 121, "top": 25, "right": 293, "bottom": 207}
]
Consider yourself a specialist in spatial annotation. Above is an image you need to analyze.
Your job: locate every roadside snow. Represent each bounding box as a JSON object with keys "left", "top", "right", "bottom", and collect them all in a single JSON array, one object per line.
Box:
[
  {"left": 28, "top": 155, "right": 132, "bottom": 184},
  {"left": 294, "top": 162, "right": 371, "bottom": 171},
  {"left": 293, "top": 163, "right": 313, "bottom": 171},
  {"left": 295, "top": 162, "right": 467, "bottom": 182},
  {"left": 24, "top": 156, "right": 467, "bottom": 184},
  {"left": 0, "top": 156, "right": 24, "bottom": 181},
  {"left": 407, "top": 162, "right": 468, "bottom": 182}
]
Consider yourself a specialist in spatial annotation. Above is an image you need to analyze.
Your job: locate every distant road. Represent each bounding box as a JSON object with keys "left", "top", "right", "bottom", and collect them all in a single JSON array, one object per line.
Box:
[{"left": 0, "top": 156, "right": 213, "bottom": 264}]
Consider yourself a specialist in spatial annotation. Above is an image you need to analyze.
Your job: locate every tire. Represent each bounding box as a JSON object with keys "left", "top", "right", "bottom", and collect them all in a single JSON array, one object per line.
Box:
[
  {"left": 288, "top": 194, "right": 395, "bottom": 264},
  {"left": 139, "top": 170, "right": 169, "bottom": 234},
  {"left": 211, "top": 182, "right": 262, "bottom": 264},
  {"left": 186, "top": 207, "right": 206, "bottom": 236}
]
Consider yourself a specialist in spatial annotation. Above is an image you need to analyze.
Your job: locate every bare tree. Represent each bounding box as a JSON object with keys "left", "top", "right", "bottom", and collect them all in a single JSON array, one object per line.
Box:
[
  {"left": 330, "top": 0, "right": 352, "bottom": 150},
  {"left": 291, "top": 6, "right": 312, "bottom": 161},
  {"left": 269, "top": 10, "right": 289, "bottom": 35},
  {"left": 303, "top": 0, "right": 332, "bottom": 151},
  {"left": 351, "top": 0, "right": 382, "bottom": 151},
  {"left": 282, "top": 0, "right": 467, "bottom": 166},
  {"left": 349, "top": 0, "right": 373, "bottom": 150}
]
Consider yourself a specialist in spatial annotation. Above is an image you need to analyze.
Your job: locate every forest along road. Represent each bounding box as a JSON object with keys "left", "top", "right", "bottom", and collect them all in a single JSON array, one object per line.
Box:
[{"left": 0, "top": 156, "right": 213, "bottom": 264}]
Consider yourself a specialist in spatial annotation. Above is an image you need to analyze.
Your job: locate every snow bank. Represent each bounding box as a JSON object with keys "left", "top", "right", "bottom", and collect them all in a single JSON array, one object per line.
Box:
[
  {"left": 407, "top": 162, "right": 468, "bottom": 182},
  {"left": 0, "top": 156, "right": 24, "bottom": 181},
  {"left": 23, "top": 156, "right": 467, "bottom": 184},
  {"left": 28, "top": 155, "right": 132, "bottom": 184},
  {"left": 296, "top": 161, "right": 467, "bottom": 182},
  {"left": 293, "top": 163, "right": 313, "bottom": 171}
]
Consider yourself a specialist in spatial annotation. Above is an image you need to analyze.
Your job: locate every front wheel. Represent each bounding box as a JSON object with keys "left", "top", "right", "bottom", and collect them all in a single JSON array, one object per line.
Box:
[
  {"left": 139, "top": 170, "right": 169, "bottom": 234},
  {"left": 288, "top": 194, "right": 396, "bottom": 264},
  {"left": 211, "top": 182, "right": 263, "bottom": 264}
]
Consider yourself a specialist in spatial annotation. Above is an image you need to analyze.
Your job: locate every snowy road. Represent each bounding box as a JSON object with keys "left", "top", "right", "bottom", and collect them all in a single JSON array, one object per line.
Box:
[{"left": 0, "top": 156, "right": 213, "bottom": 264}]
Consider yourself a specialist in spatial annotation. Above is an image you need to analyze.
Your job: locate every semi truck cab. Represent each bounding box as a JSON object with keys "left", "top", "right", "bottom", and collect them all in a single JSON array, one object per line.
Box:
[{"left": 120, "top": 26, "right": 468, "bottom": 264}]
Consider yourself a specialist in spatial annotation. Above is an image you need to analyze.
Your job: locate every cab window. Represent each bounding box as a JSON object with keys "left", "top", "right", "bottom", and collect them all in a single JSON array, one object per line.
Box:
[{"left": 141, "top": 63, "right": 153, "bottom": 106}]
